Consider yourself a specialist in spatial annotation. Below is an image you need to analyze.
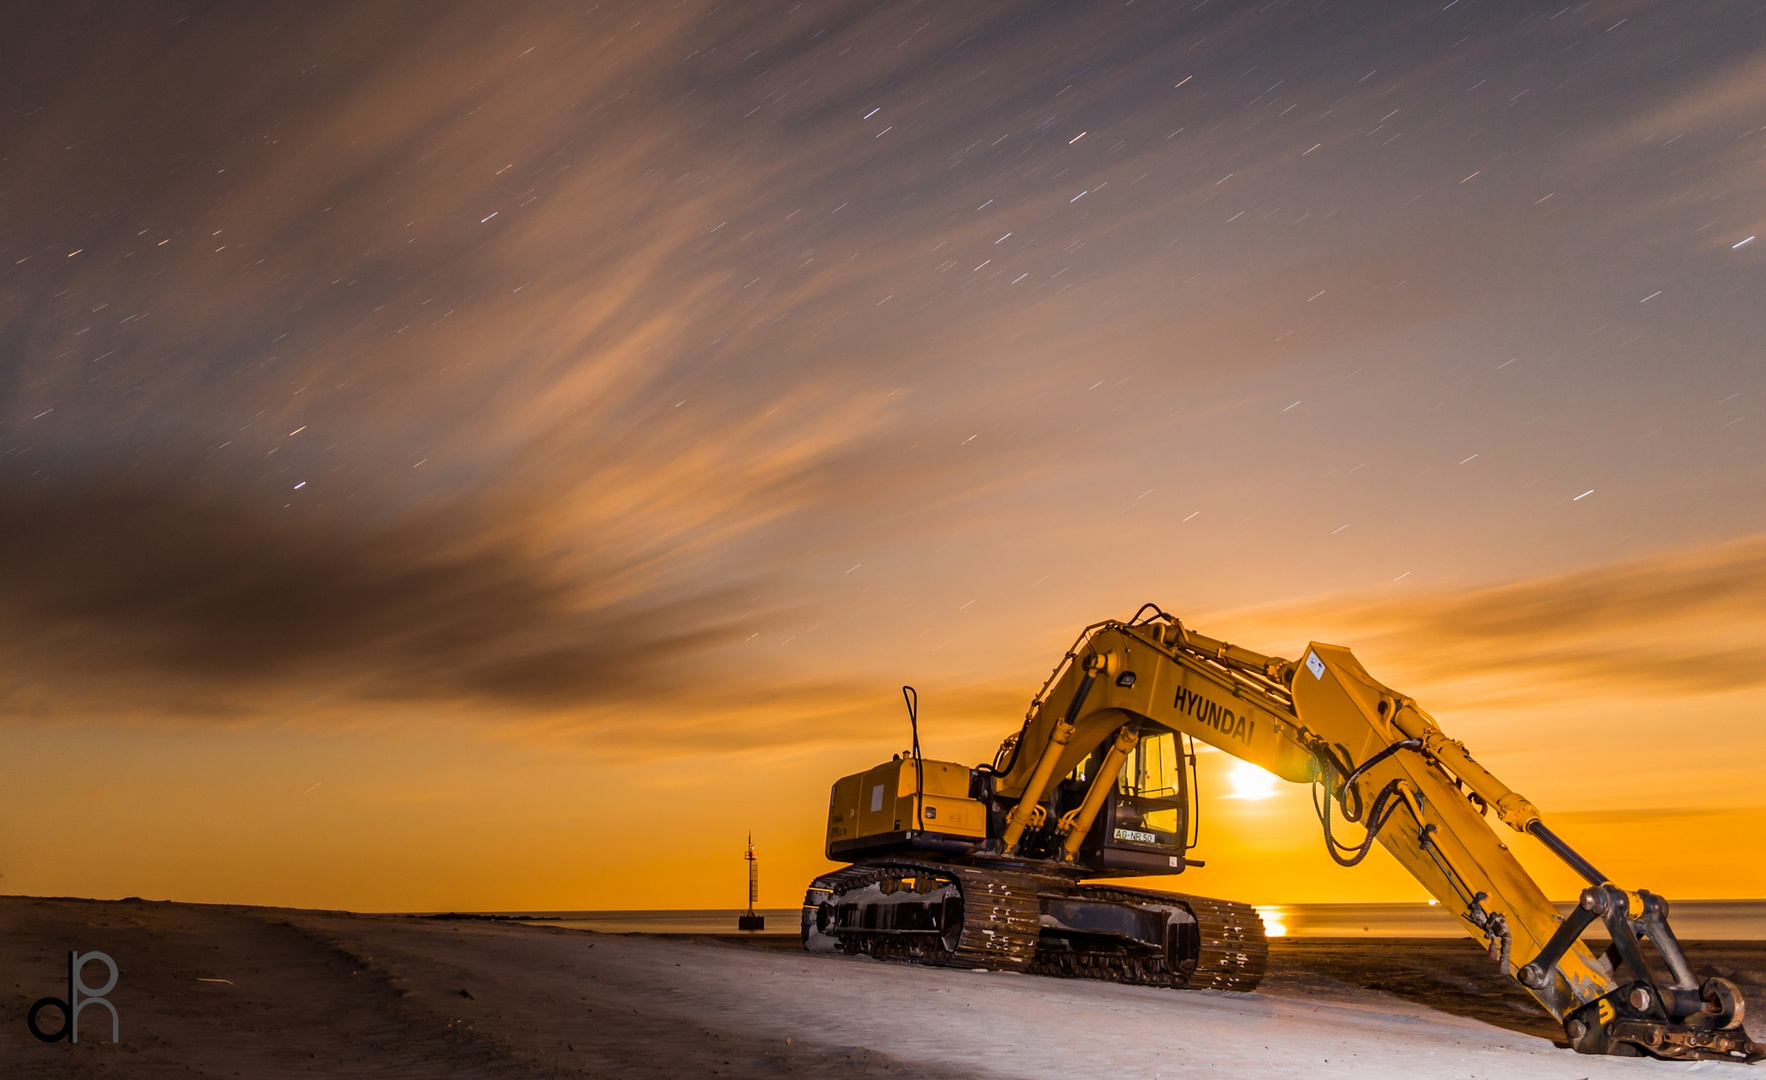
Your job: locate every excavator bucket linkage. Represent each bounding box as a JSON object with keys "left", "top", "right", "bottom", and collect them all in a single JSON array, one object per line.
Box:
[{"left": 1522, "top": 882, "right": 1759, "bottom": 1060}]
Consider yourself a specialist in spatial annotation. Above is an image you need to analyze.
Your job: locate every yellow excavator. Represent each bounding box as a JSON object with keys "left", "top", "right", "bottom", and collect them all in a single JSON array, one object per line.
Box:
[{"left": 802, "top": 605, "right": 1760, "bottom": 1062}]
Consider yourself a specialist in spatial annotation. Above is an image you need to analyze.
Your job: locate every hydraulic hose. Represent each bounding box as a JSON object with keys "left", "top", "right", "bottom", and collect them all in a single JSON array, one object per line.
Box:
[{"left": 1313, "top": 739, "right": 1423, "bottom": 867}]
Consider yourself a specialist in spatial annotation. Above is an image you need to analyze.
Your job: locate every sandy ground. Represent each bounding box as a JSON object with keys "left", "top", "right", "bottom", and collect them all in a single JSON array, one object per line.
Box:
[{"left": 1, "top": 896, "right": 1760, "bottom": 1079}]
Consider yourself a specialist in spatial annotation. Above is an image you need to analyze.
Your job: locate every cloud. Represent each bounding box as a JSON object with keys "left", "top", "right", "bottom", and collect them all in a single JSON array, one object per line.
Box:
[
  {"left": 563, "top": 677, "right": 1029, "bottom": 761},
  {"left": 0, "top": 411, "right": 1024, "bottom": 736},
  {"left": 1208, "top": 534, "right": 1766, "bottom": 705},
  {"left": 0, "top": 476, "right": 753, "bottom": 720},
  {"left": 4, "top": 1, "right": 1764, "bottom": 746},
  {"left": 1597, "top": 47, "right": 1766, "bottom": 142},
  {"left": 1562, "top": 41, "right": 1766, "bottom": 248}
]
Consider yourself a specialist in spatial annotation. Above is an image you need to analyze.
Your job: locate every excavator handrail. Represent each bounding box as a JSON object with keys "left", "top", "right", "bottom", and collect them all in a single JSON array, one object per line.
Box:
[{"left": 984, "top": 619, "right": 1116, "bottom": 777}]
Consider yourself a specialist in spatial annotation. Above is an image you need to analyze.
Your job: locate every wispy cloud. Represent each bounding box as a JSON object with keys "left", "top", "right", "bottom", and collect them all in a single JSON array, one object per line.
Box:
[
  {"left": 0, "top": 479, "right": 754, "bottom": 718},
  {"left": 3, "top": 2, "right": 1763, "bottom": 753},
  {"left": 1210, "top": 534, "right": 1766, "bottom": 705},
  {"left": 1567, "top": 46, "right": 1766, "bottom": 247}
]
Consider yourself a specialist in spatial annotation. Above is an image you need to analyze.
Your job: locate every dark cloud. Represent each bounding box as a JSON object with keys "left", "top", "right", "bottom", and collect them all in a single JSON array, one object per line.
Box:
[
  {"left": 1, "top": 0, "right": 1763, "bottom": 728},
  {"left": 0, "top": 475, "right": 749, "bottom": 716},
  {"left": 3, "top": 2, "right": 1765, "bottom": 913},
  {"left": 1217, "top": 534, "right": 1766, "bottom": 703}
]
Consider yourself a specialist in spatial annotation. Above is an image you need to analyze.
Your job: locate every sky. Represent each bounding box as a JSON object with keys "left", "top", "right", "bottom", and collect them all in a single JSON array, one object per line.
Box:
[{"left": 2, "top": 0, "right": 1764, "bottom": 913}]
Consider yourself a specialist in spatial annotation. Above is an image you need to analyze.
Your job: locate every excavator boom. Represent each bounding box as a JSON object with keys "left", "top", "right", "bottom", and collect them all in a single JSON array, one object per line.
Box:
[{"left": 1010, "top": 608, "right": 1759, "bottom": 1061}]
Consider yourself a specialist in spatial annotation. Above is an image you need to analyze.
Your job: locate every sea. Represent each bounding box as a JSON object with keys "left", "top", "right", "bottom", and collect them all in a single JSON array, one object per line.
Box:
[{"left": 464, "top": 899, "right": 1766, "bottom": 939}]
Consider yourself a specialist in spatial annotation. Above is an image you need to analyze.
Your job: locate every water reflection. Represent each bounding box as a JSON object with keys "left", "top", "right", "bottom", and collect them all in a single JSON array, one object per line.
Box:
[
  {"left": 1247, "top": 900, "right": 1765, "bottom": 938},
  {"left": 1249, "top": 903, "right": 1458, "bottom": 938},
  {"left": 1253, "top": 906, "right": 1288, "bottom": 937}
]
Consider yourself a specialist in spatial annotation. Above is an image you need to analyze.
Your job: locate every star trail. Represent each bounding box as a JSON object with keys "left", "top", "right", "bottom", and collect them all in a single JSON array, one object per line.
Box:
[{"left": 1, "top": 0, "right": 1762, "bottom": 909}]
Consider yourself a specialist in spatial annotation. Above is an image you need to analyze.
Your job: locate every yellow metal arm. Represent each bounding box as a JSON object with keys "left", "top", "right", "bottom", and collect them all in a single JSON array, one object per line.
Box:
[
  {"left": 994, "top": 615, "right": 1618, "bottom": 1025},
  {"left": 1056, "top": 721, "right": 1141, "bottom": 862},
  {"left": 999, "top": 716, "right": 1076, "bottom": 853},
  {"left": 1389, "top": 709, "right": 1541, "bottom": 834}
]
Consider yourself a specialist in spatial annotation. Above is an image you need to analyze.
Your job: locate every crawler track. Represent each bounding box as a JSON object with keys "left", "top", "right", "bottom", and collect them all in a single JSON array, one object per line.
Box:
[
  {"left": 1171, "top": 891, "right": 1270, "bottom": 990},
  {"left": 1028, "top": 883, "right": 1267, "bottom": 990},
  {"left": 803, "top": 857, "right": 1049, "bottom": 970},
  {"left": 804, "top": 861, "right": 1268, "bottom": 991}
]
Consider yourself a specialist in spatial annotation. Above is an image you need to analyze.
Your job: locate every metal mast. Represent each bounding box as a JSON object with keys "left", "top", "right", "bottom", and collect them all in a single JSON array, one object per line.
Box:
[{"left": 738, "top": 832, "right": 764, "bottom": 930}]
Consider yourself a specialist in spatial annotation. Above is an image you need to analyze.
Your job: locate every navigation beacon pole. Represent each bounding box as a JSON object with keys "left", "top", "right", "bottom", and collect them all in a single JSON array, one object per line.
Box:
[{"left": 738, "top": 832, "right": 765, "bottom": 930}]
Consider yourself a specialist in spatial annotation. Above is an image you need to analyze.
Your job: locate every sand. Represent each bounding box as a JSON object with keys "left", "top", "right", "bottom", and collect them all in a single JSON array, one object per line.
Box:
[{"left": 2, "top": 896, "right": 1760, "bottom": 1078}]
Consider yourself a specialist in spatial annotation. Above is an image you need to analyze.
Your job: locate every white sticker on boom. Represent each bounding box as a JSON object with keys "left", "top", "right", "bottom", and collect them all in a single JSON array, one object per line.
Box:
[
  {"left": 870, "top": 784, "right": 885, "bottom": 812},
  {"left": 1305, "top": 651, "right": 1326, "bottom": 680}
]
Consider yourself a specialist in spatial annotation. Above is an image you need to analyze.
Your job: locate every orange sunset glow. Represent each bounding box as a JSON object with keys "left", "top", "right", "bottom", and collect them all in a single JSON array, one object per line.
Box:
[{"left": 2, "top": 0, "right": 1764, "bottom": 921}]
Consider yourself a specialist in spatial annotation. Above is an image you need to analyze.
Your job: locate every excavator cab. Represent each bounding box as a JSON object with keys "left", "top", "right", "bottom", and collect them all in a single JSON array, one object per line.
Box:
[{"left": 1052, "top": 728, "right": 1196, "bottom": 875}]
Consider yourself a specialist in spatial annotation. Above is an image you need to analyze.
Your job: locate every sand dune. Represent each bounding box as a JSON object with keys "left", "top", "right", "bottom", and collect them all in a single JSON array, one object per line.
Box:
[{"left": 2, "top": 897, "right": 1759, "bottom": 1078}]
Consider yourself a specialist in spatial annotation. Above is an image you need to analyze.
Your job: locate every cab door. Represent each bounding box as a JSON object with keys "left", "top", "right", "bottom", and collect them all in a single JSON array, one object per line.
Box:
[{"left": 1092, "top": 728, "right": 1194, "bottom": 874}]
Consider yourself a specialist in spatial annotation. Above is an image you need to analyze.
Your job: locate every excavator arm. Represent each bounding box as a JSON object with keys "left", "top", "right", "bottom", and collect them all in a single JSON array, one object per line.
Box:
[{"left": 991, "top": 607, "right": 1759, "bottom": 1062}]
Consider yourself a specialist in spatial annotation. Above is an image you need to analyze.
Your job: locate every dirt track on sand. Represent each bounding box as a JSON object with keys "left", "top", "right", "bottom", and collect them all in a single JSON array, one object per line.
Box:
[{"left": 2, "top": 896, "right": 1760, "bottom": 1078}]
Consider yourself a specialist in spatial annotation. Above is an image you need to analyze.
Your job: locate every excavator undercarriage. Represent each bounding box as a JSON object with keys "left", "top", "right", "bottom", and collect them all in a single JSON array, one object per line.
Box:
[
  {"left": 801, "top": 607, "right": 1762, "bottom": 1064},
  {"left": 802, "top": 857, "right": 1266, "bottom": 991}
]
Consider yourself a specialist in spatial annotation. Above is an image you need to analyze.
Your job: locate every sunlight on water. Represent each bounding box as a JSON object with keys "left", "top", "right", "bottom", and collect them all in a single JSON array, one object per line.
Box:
[{"left": 1254, "top": 906, "right": 1288, "bottom": 937}]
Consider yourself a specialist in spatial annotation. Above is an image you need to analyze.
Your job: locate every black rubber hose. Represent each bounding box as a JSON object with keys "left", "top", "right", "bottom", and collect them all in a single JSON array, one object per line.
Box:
[
  {"left": 1127, "top": 602, "right": 1172, "bottom": 626},
  {"left": 1334, "top": 739, "right": 1423, "bottom": 822},
  {"left": 1312, "top": 740, "right": 1423, "bottom": 867},
  {"left": 903, "top": 685, "right": 924, "bottom": 827}
]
